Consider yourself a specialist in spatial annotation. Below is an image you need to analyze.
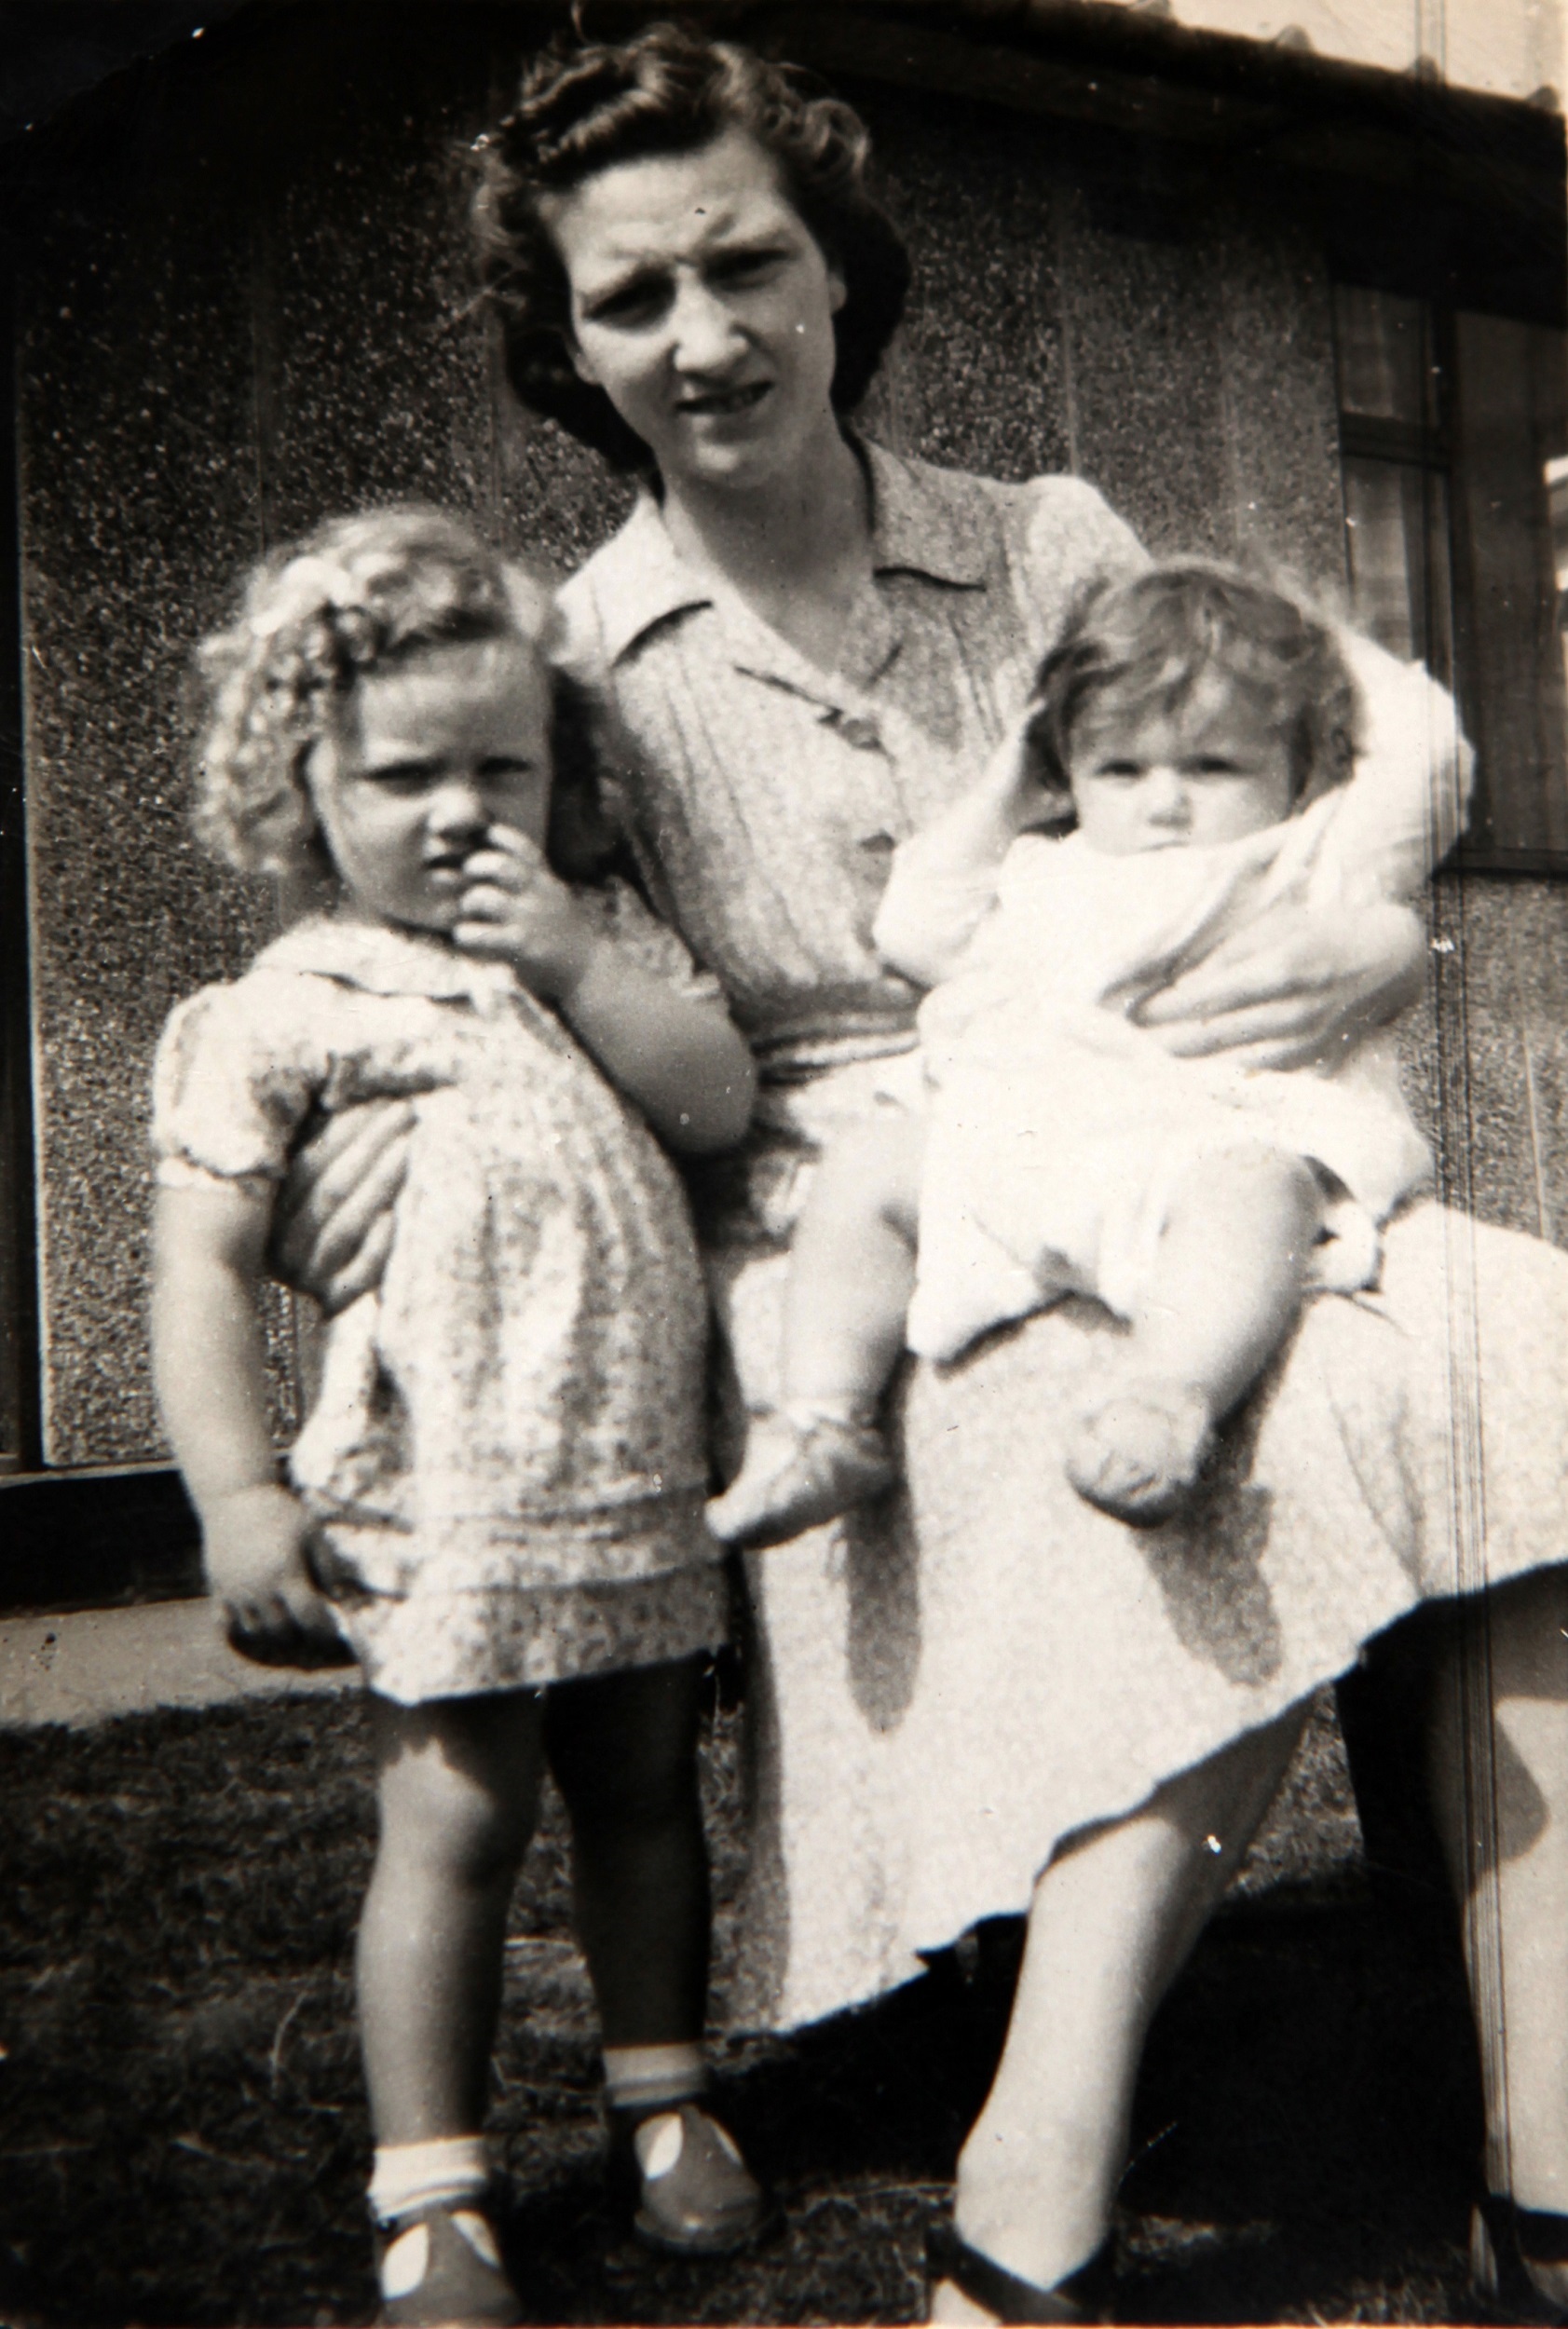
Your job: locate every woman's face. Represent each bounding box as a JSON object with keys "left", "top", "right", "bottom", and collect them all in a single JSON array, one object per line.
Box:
[{"left": 544, "top": 125, "right": 847, "bottom": 496}]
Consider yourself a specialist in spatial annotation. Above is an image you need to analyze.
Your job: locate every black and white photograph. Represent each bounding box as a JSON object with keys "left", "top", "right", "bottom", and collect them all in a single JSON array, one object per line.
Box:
[{"left": 2, "top": 1, "right": 1567, "bottom": 2320}]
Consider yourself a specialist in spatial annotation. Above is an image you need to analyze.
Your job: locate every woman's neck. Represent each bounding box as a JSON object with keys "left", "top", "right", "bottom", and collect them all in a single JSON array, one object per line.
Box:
[{"left": 659, "top": 419, "right": 872, "bottom": 674}]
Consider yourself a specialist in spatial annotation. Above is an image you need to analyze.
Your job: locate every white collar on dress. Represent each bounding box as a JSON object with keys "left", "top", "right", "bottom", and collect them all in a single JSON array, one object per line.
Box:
[
  {"left": 576, "top": 438, "right": 992, "bottom": 669},
  {"left": 252, "top": 915, "right": 520, "bottom": 1009}
]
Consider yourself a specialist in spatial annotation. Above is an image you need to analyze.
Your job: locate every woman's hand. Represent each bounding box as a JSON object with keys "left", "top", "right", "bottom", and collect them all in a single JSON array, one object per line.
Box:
[
  {"left": 270, "top": 1101, "right": 414, "bottom": 1316},
  {"left": 456, "top": 824, "right": 600, "bottom": 1001},
  {"left": 1137, "top": 897, "right": 1426, "bottom": 1071},
  {"left": 202, "top": 1483, "right": 352, "bottom": 1669}
]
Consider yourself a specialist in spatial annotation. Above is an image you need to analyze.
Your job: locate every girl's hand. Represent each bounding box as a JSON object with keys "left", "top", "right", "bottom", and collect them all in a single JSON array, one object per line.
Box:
[
  {"left": 271, "top": 1101, "right": 414, "bottom": 1316},
  {"left": 456, "top": 824, "right": 601, "bottom": 1000},
  {"left": 202, "top": 1483, "right": 352, "bottom": 1669},
  {"left": 1137, "top": 898, "right": 1425, "bottom": 1071}
]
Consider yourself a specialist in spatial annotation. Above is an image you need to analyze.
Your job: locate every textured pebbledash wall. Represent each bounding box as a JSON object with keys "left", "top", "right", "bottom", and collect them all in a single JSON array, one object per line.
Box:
[{"left": 16, "top": 7, "right": 1568, "bottom": 1464}]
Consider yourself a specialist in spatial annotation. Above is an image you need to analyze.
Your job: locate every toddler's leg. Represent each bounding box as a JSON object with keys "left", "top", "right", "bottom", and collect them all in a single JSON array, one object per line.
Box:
[
  {"left": 547, "top": 1656, "right": 770, "bottom": 2254},
  {"left": 707, "top": 1106, "right": 921, "bottom": 1549},
  {"left": 358, "top": 1689, "right": 544, "bottom": 2324},
  {"left": 1067, "top": 1146, "right": 1323, "bottom": 1526}
]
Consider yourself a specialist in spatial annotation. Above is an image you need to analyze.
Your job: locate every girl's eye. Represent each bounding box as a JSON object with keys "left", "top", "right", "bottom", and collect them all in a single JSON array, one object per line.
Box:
[
  {"left": 1190, "top": 756, "right": 1242, "bottom": 777},
  {"left": 359, "top": 764, "right": 437, "bottom": 795}
]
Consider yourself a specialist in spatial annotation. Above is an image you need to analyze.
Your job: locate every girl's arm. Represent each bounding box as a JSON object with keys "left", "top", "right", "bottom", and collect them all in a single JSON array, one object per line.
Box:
[
  {"left": 152, "top": 1182, "right": 346, "bottom": 1665},
  {"left": 457, "top": 827, "right": 756, "bottom": 1153},
  {"left": 874, "top": 722, "right": 1058, "bottom": 987}
]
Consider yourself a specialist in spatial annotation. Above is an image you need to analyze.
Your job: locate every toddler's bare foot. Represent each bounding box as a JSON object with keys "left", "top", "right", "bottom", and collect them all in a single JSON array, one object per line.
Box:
[
  {"left": 707, "top": 1408, "right": 895, "bottom": 1551},
  {"left": 1064, "top": 1378, "right": 1216, "bottom": 1526}
]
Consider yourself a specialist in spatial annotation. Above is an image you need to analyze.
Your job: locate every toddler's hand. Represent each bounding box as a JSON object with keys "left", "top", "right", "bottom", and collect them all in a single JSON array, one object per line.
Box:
[
  {"left": 455, "top": 824, "right": 601, "bottom": 1001},
  {"left": 202, "top": 1483, "right": 351, "bottom": 1669},
  {"left": 977, "top": 712, "right": 1065, "bottom": 833}
]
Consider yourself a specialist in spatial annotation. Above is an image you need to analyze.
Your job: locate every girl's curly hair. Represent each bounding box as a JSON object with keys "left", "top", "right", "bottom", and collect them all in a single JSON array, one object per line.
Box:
[
  {"left": 1026, "top": 563, "right": 1362, "bottom": 819},
  {"left": 469, "top": 19, "right": 911, "bottom": 471},
  {"left": 192, "top": 503, "right": 612, "bottom": 884}
]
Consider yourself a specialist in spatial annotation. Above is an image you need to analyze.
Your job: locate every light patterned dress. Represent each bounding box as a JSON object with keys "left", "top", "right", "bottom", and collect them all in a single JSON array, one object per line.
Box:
[
  {"left": 558, "top": 439, "right": 1568, "bottom": 2031},
  {"left": 152, "top": 887, "right": 728, "bottom": 1705}
]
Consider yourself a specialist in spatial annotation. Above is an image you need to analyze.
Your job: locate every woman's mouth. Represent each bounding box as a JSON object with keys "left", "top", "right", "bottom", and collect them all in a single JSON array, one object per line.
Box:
[{"left": 678, "top": 382, "right": 770, "bottom": 420}]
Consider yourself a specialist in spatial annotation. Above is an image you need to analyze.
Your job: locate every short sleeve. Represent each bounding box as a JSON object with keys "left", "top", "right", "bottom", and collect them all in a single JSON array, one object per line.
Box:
[
  {"left": 583, "top": 874, "right": 727, "bottom": 1008},
  {"left": 151, "top": 980, "right": 320, "bottom": 1194}
]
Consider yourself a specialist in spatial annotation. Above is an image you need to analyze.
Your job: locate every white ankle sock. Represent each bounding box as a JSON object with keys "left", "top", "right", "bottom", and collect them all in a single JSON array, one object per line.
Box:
[
  {"left": 369, "top": 2133, "right": 490, "bottom": 2225},
  {"left": 602, "top": 2040, "right": 705, "bottom": 2116}
]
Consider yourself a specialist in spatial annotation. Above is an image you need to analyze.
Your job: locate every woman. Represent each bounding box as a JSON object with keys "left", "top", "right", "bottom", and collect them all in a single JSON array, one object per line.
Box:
[{"left": 280, "top": 23, "right": 1568, "bottom": 2321}]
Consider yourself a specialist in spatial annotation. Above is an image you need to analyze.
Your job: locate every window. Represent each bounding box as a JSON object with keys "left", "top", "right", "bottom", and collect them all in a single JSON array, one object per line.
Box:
[{"left": 1333, "top": 284, "right": 1568, "bottom": 869}]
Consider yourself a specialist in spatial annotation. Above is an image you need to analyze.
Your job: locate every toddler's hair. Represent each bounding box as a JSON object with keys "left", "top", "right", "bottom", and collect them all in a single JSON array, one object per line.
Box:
[
  {"left": 1026, "top": 563, "right": 1361, "bottom": 815},
  {"left": 192, "top": 503, "right": 609, "bottom": 881}
]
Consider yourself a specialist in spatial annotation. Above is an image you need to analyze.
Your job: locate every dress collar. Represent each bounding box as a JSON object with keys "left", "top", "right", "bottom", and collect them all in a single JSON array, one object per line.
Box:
[
  {"left": 586, "top": 437, "right": 989, "bottom": 669},
  {"left": 253, "top": 915, "right": 520, "bottom": 1008}
]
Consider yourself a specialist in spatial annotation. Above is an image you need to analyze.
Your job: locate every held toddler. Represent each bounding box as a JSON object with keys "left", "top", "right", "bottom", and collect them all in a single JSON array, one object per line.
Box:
[
  {"left": 710, "top": 564, "right": 1466, "bottom": 1546},
  {"left": 150, "top": 509, "right": 764, "bottom": 2326}
]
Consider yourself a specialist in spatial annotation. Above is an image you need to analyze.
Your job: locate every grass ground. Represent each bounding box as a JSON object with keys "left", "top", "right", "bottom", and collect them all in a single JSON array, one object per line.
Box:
[{"left": 0, "top": 1686, "right": 1494, "bottom": 2326}]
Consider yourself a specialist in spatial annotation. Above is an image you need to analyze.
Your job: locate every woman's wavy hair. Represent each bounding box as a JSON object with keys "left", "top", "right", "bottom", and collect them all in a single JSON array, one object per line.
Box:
[
  {"left": 191, "top": 503, "right": 612, "bottom": 887},
  {"left": 470, "top": 19, "right": 911, "bottom": 471},
  {"left": 1025, "top": 563, "right": 1362, "bottom": 823}
]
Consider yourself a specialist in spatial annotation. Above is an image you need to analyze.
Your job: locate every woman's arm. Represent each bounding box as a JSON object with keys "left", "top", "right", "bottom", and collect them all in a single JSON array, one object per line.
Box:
[
  {"left": 1136, "top": 898, "right": 1426, "bottom": 1069},
  {"left": 152, "top": 1182, "right": 346, "bottom": 1665},
  {"left": 458, "top": 826, "right": 756, "bottom": 1153}
]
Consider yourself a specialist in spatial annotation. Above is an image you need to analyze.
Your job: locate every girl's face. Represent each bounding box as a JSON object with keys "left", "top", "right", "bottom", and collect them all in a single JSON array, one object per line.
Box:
[
  {"left": 1068, "top": 673, "right": 1296, "bottom": 856},
  {"left": 307, "top": 635, "right": 552, "bottom": 933},
  {"left": 544, "top": 125, "right": 847, "bottom": 496}
]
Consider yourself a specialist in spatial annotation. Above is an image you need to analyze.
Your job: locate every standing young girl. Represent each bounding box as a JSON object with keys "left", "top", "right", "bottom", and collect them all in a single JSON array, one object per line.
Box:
[{"left": 149, "top": 506, "right": 762, "bottom": 2326}]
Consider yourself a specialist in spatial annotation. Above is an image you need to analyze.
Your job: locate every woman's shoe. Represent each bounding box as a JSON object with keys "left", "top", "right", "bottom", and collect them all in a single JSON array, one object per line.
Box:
[
  {"left": 375, "top": 2198, "right": 522, "bottom": 2327},
  {"left": 610, "top": 2098, "right": 776, "bottom": 2255},
  {"left": 1471, "top": 2191, "right": 1568, "bottom": 2323},
  {"left": 926, "top": 2219, "right": 1114, "bottom": 2324}
]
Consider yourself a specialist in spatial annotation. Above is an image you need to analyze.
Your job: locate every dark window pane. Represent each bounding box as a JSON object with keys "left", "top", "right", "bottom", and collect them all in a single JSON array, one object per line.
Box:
[
  {"left": 1334, "top": 285, "right": 1439, "bottom": 429},
  {"left": 1343, "top": 455, "right": 1454, "bottom": 687}
]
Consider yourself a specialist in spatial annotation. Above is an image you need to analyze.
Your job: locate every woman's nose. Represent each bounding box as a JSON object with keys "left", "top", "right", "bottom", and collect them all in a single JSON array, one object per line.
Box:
[{"left": 669, "top": 277, "right": 743, "bottom": 374}]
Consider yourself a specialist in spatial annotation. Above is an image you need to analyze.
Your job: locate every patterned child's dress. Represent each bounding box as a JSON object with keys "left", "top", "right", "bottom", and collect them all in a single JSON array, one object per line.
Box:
[{"left": 152, "top": 885, "right": 727, "bottom": 1704}]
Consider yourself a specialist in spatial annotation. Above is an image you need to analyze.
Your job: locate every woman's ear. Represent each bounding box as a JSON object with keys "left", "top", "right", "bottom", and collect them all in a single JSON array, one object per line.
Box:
[
  {"left": 565, "top": 328, "right": 599, "bottom": 387},
  {"left": 827, "top": 266, "right": 848, "bottom": 317}
]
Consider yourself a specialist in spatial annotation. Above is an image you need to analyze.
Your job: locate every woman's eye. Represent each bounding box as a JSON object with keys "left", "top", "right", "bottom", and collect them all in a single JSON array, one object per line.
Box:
[
  {"left": 587, "top": 280, "right": 667, "bottom": 326},
  {"left": 711, "top": 247, "right": 784, "bottom": 286}
]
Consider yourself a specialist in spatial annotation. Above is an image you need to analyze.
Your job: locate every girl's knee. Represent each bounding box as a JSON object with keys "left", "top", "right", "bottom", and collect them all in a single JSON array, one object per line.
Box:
[{"left": 373, "top": 1694, "right": 543, "bottom": 1881}]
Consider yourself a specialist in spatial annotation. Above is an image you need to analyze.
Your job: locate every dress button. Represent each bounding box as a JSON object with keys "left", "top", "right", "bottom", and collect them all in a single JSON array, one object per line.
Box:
[{"left": 836, "top": 713, "right": 881, "bottom": 751}]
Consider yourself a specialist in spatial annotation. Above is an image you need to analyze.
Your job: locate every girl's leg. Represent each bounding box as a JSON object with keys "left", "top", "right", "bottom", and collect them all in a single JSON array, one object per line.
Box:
[
  {"left": 708, "top": 1109, "right": 922, "bottom": 1548},
  {"left": 1428, "top": 1564, "right": 1568, "bottom": 2297},
  {"left": 546, "top": 1655, "right": 767, "bottom": 2250},
  {"left": 546, "top": 1656, "right": 711, "bottom": 2051},
  {"left": 1067, "top": 1149, "right": 1322, "bottom": 1525},
  {"left": 936, "top": 1705, "right": 1306, "bottom": 2321},
  {"left": 359, "top": 1689, "right": 545, "bottom": 2144}
]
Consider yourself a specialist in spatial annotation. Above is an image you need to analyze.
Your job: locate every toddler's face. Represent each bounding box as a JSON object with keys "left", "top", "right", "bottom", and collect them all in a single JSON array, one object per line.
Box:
[
  {"left": 306, "top": 635, "right": 552, "bottom": 933},
  {"left": 1067, "top": 673, "right": 1295, "bottom": 856}
]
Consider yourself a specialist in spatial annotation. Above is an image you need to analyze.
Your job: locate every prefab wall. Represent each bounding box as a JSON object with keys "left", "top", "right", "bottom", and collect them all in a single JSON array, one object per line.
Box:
[{"left": 4, "top": 3, "right": 1565, "bottom": 1555}]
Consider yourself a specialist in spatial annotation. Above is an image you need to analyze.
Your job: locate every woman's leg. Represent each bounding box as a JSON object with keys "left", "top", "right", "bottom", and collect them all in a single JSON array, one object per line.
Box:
[
  {"left": 1428, "top": 1564, "right": 1568, "bottom": 2275},
  {"left": 936, "top": 1704, "right": 1306, "bottom": 2320},
  {"left": 358, "top": 1689, "right": 546, "bottom": 2144}
]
